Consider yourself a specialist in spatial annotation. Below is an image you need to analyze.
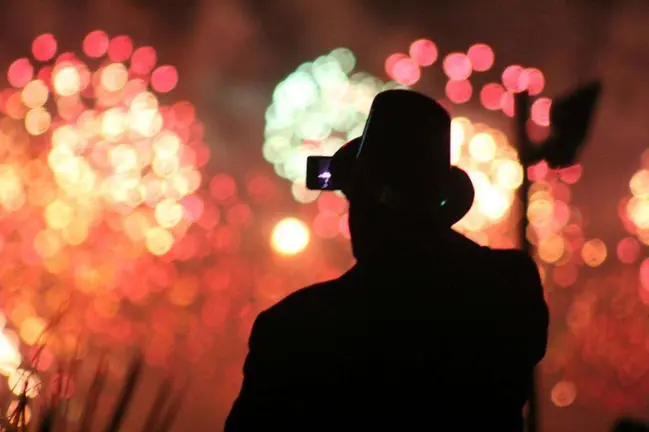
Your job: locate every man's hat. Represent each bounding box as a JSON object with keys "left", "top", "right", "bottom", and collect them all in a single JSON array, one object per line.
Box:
[{"left": 330, "top": 89, "right": 475, "bottom": 226}]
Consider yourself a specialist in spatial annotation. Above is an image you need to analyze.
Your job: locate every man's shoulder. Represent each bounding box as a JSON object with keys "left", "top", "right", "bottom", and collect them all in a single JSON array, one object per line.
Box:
[
  {"left": 453, "top": 231, "right": 539, "bottom": 274},
  {"left": 261, "top": 268, "right": 355, "bottom": 321},
  {"left": 486, "top": 247, "right": 540, "bottom": 276},
  {"left": 453, "top": 231, "right": 533, "bottom": 263}
]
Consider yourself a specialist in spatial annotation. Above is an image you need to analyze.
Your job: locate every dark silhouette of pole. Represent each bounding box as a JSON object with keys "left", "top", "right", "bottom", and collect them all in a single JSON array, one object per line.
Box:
[
  {"left": 514, "top": 81, "right": 602, "bottom": 432},
  {"left": 514, "top": 91, "right": 538, "bottom": 432}
]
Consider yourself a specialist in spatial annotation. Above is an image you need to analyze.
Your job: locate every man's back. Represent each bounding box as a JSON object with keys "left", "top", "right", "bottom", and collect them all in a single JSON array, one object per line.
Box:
[{"left": 225, "top": 232, "right": 549, "bottom": 431}]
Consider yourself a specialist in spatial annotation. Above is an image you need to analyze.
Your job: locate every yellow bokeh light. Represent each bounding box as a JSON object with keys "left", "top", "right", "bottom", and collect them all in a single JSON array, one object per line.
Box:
[
  {"left": 163, "top": 174, "right": 190, "bottom": 199},
  {"left": 101, "top": 108, "right": 128, "bottom": 141},
  {"left": 627, "top": 197, "right": 649, "bottom": 229},
  {"left": 478, "top": 188, "right": 511, "bottom": 221},
  {"left": 450, "top": 117, "right": 470, "bottom": 164},
  {"left": 469, "top": 132, "right": 497, "bottom": 163},
  {"left": 538, "top": 235, "right": 565, "bottom": 264},
  {"left": 53, "top": 65, "right": 81, "bottom": 96},
  {"left": 130, "top": 109, "right": 164, "bottom": 138},
  {"left": 45, "top": 200, "right": 73, "bottom": 230},
  {"left": 51, "top": 125, "right": 85, "bottom": 152},
  {"left": 109, "top": 144, "right": 139, "bottom": 173},
  {"left": 77, "top": 110, "right": 101, "bottom": 138},
  {"left": 0, "top": 37, "right": 211, "bottom": 392},
  {"left": 493, "top": 159, "right": 524, "bottom": 190},
  {"left": 581, "top": 238, "right": 607, "bottom": 267},
  {"left": 0, "top": 333, "right": 21, "bottom": 376},
  {"left": 6, "top": 92, "right": 27, "bottom": 120},
  {"left": 123, "top": 211, "right": 150, "bottom": 241},
  {"left": 468, "top": 171, "right": 491, "bottom": 197},
  {"left": 21, "top": 79, "right": 49, "bottom": 108},
  {"left": 153, "top": 132, "right": 181, "bottom": 158},
  {"left": 528, "top": 199, "right": 554, "bottom": 228},
  {"left": 154, "top": 198, "right": 184, "bottom": 229},
  {"left": 638, "top": 229, "right": 649, "bottom": 246},
  {"left": 19, "top": 316, "right": 46, "bottom": 346},
  {"left": 271, "top": 217, "right": 310, "bottom": 255},
  {"left": 8, "top": 368, "right": 41, "bottom": 398},
  {"left": 630, "top": 169, "right": 649, "bottom": 198},
  {"left": 61, "top": 221, "right": 89, "bottom": 246},
  {"left": 33, "top": 229, "right": 63, "bottom": 259},
  {"left": 24, "top": 107, "right": 52, "bottom": 136},
  {"left": 0, "top": 166, "right": 25, "bottom": 212},
  {"left": 101, "top": 63, "right": 129, "bottom": 92},
  {"left": 145, "top": 226, "right": 174, "bottom": 256},
  {"left": 130, "top": 91, "right": 159, "bottom": 112},
  {"left": 152, "top": 155, "right": 180, "bottom": 177}
]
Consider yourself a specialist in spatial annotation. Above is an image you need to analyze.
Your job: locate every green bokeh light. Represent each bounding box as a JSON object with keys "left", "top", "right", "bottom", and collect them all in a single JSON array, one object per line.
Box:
[{"left": 264, "top": 47, "right": 406, "bottom": 203}]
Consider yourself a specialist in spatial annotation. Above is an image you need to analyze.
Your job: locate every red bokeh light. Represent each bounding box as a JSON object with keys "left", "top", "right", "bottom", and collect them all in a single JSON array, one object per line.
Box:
[
  {"left": 531, "top": 97, "right": 552, "bottom": 126},
  {"left": 108, "top": 35, "right": 134, "bottom": 62},
  {"left": 502, "top": 65, "right": 525, "bottom": 92},
  {"left": 558, "top": 164, "right": 583, "bottom": 184},
  {"left": 443, "top": 53, "right": 472, "bottom": 81},
  {"left": 151, "top": 65, "right": 179, "bottom": 93},
  {"left": 181, "top": 195, "right": 205, "bottom": 222},
  {"left": 553, "top": 264, "right": 579, "bottom": 288},
  {"left": 32, "top": 34, "right": 58, "bottom": 62},
  {"left": 500, "top": 91, "right": 515, "bottom": 117},
  {"left": 131, "top": 47, "right": 158, "bottom": 76},
  {"left": 392, "top": 58, "right": 420, "bottom": 86},
  {"left": 37, "top": 66, "right": 52, "bottom": 86},
  {"left": 227, "top": 203, "right": 253, "bottom": 228},
  {"left": 467, "top": 43, "right": 494, "bottom": 72},
  {"left": 173, "top": 101, "right": 196, "bottom": 127},
  {"left": 210, "top": 174, "right": 238, "bottom": 202},
  {"left": 480, "top": 83, "right": 505, "bottom": 110},
  {"left": 7, "top": 58, "right": 34, "bottom": 89},
  {"left": 617, "top": 237, "right": 640, "bottom": 264},
  {"left": 408, "top": 39, "right": 438, "bottom": 67},
  {"left": 526, "top": 121, "right": 550, "bottom": 143},
  {"left": 528, "top": 161, "right": 549, "bottom": 181},
  {"left": 521, "top": 68, "right": 545, "bottom": 96},
  {"left": 640, "top": 259, "right": 649, "bottom": 291},
  {"left": 384, "top": 53, "right": 408, "bottom": 80},
  {"left": 317, "top": 193, "right": 347, "bottom": 214},
  {"left": 83, "top": 30, "right": 110, "bottom": 58},
  {"left": 314, "top": 212, "right": 339, "bottom": 239},
  {"left": 445, "top": 80, "right": 473, "bottom": 104},
  {"left": 553, "top": 201, "right": 570, "bottom": 227}
]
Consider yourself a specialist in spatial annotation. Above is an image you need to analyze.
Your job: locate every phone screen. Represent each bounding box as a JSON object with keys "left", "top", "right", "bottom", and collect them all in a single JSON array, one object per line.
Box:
[{"left": 306, "top": 156, "right": 337, "bottom": 190}]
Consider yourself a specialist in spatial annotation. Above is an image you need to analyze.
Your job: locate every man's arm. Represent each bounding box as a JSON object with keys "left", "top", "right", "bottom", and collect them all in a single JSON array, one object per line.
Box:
[
  {"left": 482, "top": 249, "right": 549, "bottom": 411},
  {"left": 224, "top": 311, "right": 294, "bottom": 431},
  {"left": 511, "top": 250, "right": 549, "bottom": 365}
]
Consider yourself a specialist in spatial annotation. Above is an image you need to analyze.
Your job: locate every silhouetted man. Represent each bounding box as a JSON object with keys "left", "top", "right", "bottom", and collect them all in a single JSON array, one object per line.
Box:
[{"left": 225, "top": 90, "right": 549, "bottom": 431}]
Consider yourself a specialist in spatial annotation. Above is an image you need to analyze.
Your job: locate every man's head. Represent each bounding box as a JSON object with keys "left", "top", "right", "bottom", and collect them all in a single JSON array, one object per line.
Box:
[{"left": 328, "top": 90, "right": 475, "bottom": 258}]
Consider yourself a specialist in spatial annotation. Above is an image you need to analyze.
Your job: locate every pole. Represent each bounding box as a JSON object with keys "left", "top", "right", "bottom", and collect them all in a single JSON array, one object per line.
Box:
[{"left": 514, "top": 90, "right": 539, "bottom": 432}]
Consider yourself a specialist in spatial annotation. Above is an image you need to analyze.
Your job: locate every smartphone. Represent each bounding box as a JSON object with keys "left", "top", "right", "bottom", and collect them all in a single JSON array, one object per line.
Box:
[{"left": 306, "top": 156, "right": 338, "bottom": 190}]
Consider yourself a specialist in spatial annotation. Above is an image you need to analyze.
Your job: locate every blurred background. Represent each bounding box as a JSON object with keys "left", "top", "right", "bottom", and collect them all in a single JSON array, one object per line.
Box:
[{"left": 0, "top": 0, "right": 647, "bottom": 430}]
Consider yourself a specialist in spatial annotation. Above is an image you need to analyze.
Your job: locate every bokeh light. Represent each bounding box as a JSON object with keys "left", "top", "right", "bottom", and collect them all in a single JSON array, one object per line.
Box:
[
  {"left": 0, "top": 31, "right": 212, "bottom": 406},
  {"left": 32, "top": 34, "right": 57, "bottom": 62},
  {"left": 443, "top": 53, "right": 472, "bottom": 81},
  {"left": 467, "top": 43, "right": 495, "bottom": 72},
  {"left": 409, "top": 39, "right": 438, "bottom": 66},
  {"left": 271, "top": 218, "right": 310, "bottom": 255},
  {"left": 264, "top": 44, "right": 559, "bottom": 251}
]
